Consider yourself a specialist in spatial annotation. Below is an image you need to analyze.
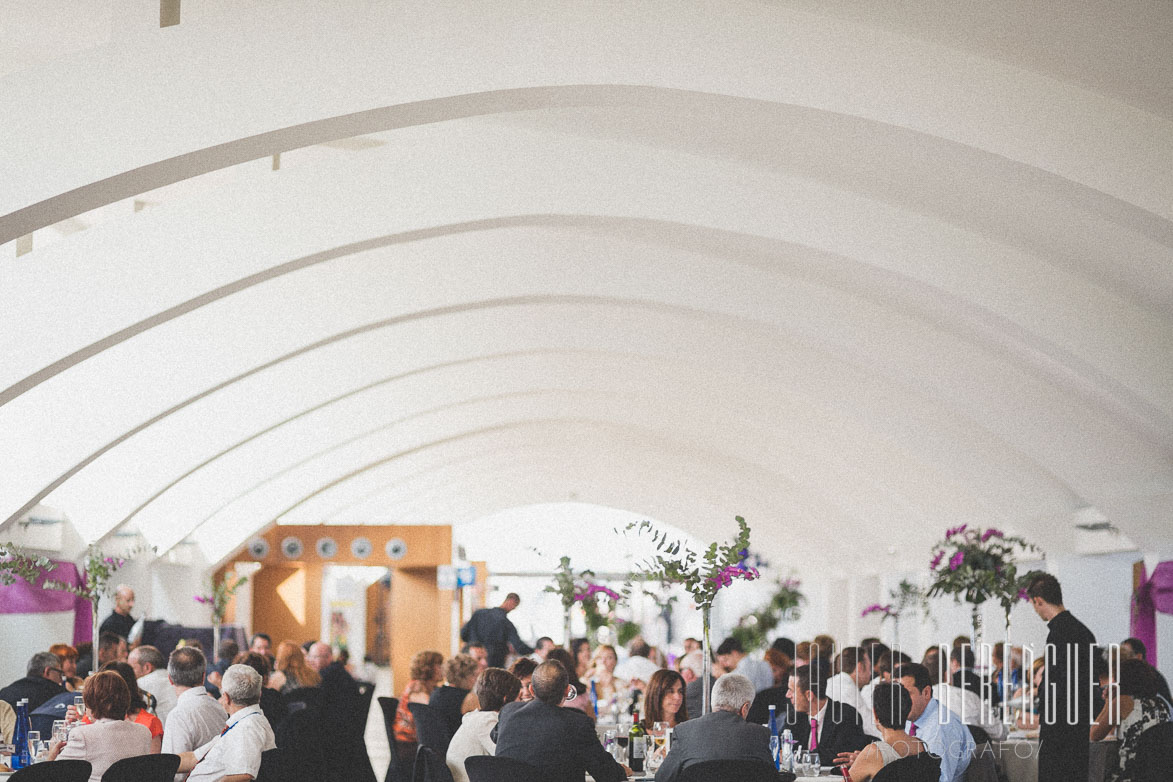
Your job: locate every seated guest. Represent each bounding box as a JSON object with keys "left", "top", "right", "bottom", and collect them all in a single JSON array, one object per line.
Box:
[
  {"left": 653, "top": 673, "right": 772, "bottom": 782},
  {"left": 48, "top": 644, "right": 79, "bottom": 681},
  {"left": 1, "top": 651, "right": 66, "bottom": 710},
  {"left": 786, "top": 658, "right": 872, "bottom": 767},
  {"left": 642, "top": 669, "right": 689, "bottom": 729},
  {"left": 233, "top": 651, "right": 288, "bottom": 730},
  {"left": 1119, "top": 637, "right": 1173, "bottom": 704},
  {"left": 678, "top": 650, "right": 712, "bottom": 720},
  {"left": 269, "top": 640, "right": 321, "bottom": 693},
  {"left": 465, "top": 644, "right": 490, "bottom": 671},
  {"left": 991, "top": 643, "right": 1022, "bottom": 706},
  {"left": 546, "top": 647, "right": 595, "bottom": 717},
  {"left": 395, "top": 650, "right": 444, "bottom": 768},
  {"left": 570, "top": 638, "right": 594, "bottom": 681},
  {"left": 446, "top": 668, "right": 521, "bottom": 782},
  {"left": 493, "top": 660, "right": 628, "bottom": 782},
  {"left": 100, "top": 662, "right": 163, "bottom": 753},
  {"left": 932, "top": 655, "right": 1006, "bottom": 741},
  {"left": 895, "top": 662, "right": 973, "bottom": 782},
  {"left": 585, "top": 644, "right": 629, "bottom": 702},
  {"left": 747, "top": 675, "right": 791, "bottom": 726},
  {"left": 846, "top": 682, "right": 936, "bottom": 782},
  {"left": 948, "top": 645, "right": 984, "bottom": 697},
  {"left": 207, "top": 639, "right": 239, "bottom": 688},
  {"left": 1091, "top": 657, "right": 1173, "bottom": 781},
  {"left": 162, "top": 646, "right": 228, "bottom": 756},
  {"left": 249, "top": 633, "right": 272, "bottom": 659},
  {"left": 764, "top": 646, "right": 793, "bottom": 688},
  {"left": 97, "top": 631, "right": 128, "bottom": 669},
  {"left": 176, "top": 664, "right": 277, "bottom": 782},
  {"left": 49, "top": 670, "right": 152, "bottom": 782},
  {"left": 529, "top": 636, "right": 557, "bottom": 662},
  {"left": 128, "top": 645, "right": 177, "bottom": 726},
  {"left": 616, "top": 637, "right": 661, "bottom": 688},
  {"left": 509, "top": 657, "right": 537, "bottom": 701},
  {"left": 431, "top": 653, "right": 481, "bottom": 738},
  {"left": 715, "top": 637, "right": 773, "bottom": 693},
  {"left": 827, "top": 646, "right": 879, "bottom": 737}
]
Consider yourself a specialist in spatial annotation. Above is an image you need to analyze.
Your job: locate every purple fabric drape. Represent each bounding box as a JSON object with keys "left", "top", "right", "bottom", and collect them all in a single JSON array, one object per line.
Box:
[
  {"left": 1130, "top": 561, "right": 1173, "bottom": 667},
  {"left": 0, "top": 561, "right": 92, "bottom": 645}
]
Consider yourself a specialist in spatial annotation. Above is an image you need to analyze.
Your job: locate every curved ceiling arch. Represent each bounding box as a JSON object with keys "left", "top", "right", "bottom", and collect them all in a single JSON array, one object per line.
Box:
[{"left": 5, "top": 1, "right": 1170, "bottom": 236}]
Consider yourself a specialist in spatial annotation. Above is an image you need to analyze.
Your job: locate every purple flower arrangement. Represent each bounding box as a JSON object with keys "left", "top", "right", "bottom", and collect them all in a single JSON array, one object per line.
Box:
[
  {"left": 860, "top": 603, "right": 897, "bottom": 619},
  {"left": 926, "top": 525, "right": 1039, "bottom": 627},
  {"left": 625, "top": 516, "right": 755, "bottom": 609}
]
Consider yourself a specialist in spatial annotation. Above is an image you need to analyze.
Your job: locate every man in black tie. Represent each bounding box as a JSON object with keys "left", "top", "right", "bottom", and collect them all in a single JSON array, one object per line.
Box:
[
  {"left": 1026, "top": 572, "right": 1096, "bottom": 782},
  {"left": 785, "top": 658, "right": 872, "bottom": 767}
]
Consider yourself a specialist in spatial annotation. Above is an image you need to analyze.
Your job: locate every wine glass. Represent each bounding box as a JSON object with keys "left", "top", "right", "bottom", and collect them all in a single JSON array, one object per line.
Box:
[{"left": 73, "top": 694, "right": 86, "bottom": 719}]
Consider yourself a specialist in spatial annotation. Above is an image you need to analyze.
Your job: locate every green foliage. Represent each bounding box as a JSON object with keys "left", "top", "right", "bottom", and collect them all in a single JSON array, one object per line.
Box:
[
  {"left": 0, "top": 542, "right": 52, "bottom": 586},
  {"left": 195, "top": 572, "right": 249, "bottom": 624},
  {"left": 43, "top": 543, "right": 154, "bottom": 606},
  {"left": 730, "top": 577, "right": 804, "bottom": 652},
  {"left": 622, "top": 516, "right": 756, "bottom": 608},
  {"left": 615, "top": 619, "right": 642, "bottom": 647}
]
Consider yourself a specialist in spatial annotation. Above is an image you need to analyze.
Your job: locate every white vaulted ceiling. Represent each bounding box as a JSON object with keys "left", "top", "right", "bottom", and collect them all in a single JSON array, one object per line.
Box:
[{"left": 1, "top": 0, "right": 1171, "bottom": 571}]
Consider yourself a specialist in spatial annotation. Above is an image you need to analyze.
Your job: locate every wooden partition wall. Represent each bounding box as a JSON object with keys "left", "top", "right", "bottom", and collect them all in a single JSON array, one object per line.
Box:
[{"left": 221, "top": 524, "right": 453, "bottom": 691}]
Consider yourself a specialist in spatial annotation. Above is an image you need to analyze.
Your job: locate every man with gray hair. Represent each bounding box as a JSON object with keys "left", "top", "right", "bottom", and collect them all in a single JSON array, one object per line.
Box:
[
  {"left": 654, "top": 673, "right": 773, "bottom": 782},
  {"left": 177, "top": 664, "right": 276, "bottom": 782},
  {"left": 162, "top": 646, "right": 227, "bottom": 759},
  {"left": 0, "top": 651, "right": 66, "bottom": 711},
  {"left": 129, "top": 645, "right": 177, "bottom": 726}
]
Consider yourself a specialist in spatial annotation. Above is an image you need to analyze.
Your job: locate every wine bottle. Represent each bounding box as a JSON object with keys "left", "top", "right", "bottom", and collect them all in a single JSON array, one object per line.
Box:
[{"left": 629, "top": 710, "right": 646, "bottom": 772}]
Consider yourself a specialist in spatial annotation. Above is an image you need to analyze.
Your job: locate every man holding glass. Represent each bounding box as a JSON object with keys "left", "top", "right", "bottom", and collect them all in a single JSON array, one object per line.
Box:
[{"left": 493, "top": 659, "right": 629, "bottom": 782}]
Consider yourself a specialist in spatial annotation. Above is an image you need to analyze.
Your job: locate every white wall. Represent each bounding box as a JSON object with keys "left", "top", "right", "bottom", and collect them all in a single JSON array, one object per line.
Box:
[{"left": 0, "top": 612, "right": 76, "bottom": 684}]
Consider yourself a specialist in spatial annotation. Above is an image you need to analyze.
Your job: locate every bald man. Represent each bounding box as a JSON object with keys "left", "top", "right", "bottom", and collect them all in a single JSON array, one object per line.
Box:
[{"left": 99, "top": 584, "right": 136, "bottom": 641}]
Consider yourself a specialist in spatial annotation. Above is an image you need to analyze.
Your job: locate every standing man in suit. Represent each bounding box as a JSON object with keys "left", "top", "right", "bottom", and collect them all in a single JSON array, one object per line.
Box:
[
  {"left": 493, "top": 659, "right": 629, "bottom": 782},
  {"left": 654, "top": 673, "right": 773, "bottom": 782},
  {"left": 1026, "top": 572, "right": 1096, "bottom": 782},
  {"left": 460, "top": 593, "right": 533, "bottom": 668},
  {"left": 786, "top": 658, "right": 872, "bottom": 767}
]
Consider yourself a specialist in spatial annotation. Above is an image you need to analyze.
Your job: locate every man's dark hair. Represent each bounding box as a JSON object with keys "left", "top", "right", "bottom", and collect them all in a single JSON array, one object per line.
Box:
[
  {"left": 949, "top": 645, "right": 975, "bottom": 669},
  {"left": 233, "top": 651, "right": 272, "bottom": 679},
  {"left": 535, "top": 636, "right": 554, "bottom": 649},
  {"left": 834, "top": 646, "right": 869, "bottom": 675},
  {"left": 504, "top": 592, "right": 521, "bottom": 604},
  {"left": 628, "top": 638, "right": 651, "bottom": 659},
  {"left": 509, "top": 657, "right": 537, "bottom": 679},
  {"left": 98, "top": 632, "right": 122, "bottom": 655},
  {"left": 1026, "top": 572, "right": 1063, "bottom": 606},
  {"left": 1118, "top": 658, "right": 1160, "bottom": 698},
  {"left": 251, "top": 633, "right": 271, "bottom": 646},
  {"left": 218, "top": 639, "right": 239, "bottom": 663},
  {"left": 872, "top": 682, "right": 913, "bottom": 730},
  {"left": 1122, "top": 637, "right": 1147, "bottom": 660},
  {"left": 531, "top": 660, "right": 569, "bottom": 705},
  {"left": 794, "top": 660, "right": 829, "bottom": 701},
  {"left": 895, "top": 662, "right": 933, "bottom": 693},
  {"left": 716, "top": 637, "right": 743, "bottom": 656},
  {"left": 474, "top": 668, "right": 522, "bottom": 712},
  {"left": 168, "top": 646, "right": 207, "bottom": 687},
  {"left": 771, "top": 637, "right": 796, "bottom": 659},
  {"left": 1092, "top": 648, "right": 1111, "bottom": 682}
]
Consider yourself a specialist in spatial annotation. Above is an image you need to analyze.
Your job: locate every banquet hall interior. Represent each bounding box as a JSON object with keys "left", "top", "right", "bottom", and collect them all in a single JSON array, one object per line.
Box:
[{"left": 1, "top": 0, "right": 1171, "bottom": 780}]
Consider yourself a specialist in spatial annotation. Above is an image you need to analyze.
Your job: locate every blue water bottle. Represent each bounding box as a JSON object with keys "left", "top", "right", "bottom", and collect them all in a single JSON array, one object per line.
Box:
[
  {"left": 768, "top": 704, "right": 779, "bottom": 769},
  {"left": 590, "top": 679, "right": 599, "bottom": 719},
  {"left": 13, "top": 699, "right": 29, "bottom": 769}
]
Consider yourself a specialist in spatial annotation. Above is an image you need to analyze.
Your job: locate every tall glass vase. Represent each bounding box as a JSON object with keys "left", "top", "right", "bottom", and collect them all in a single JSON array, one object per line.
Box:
[
  {"left": 971, "top": 604, "right": 983, "bottom": 669},
  {"left": 212, "top": 619, "right": 221, "bottom": 662},
  {"left": 564, "top": 610, "right": 573, "bottom": 648},
  {"left": 90, "top": 600, "right": 99, "bottom": 650},
  {"left": 701, "top": 604, "right": 712, "bottom": 715}
]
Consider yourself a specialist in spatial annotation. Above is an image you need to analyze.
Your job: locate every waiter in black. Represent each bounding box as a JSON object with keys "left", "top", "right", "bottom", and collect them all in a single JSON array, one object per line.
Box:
[
  {"left": 1026, "top": 572, "right": 1096, "bottom": 782},
  {"left": 460, "top": 592, "right": 532, "bottom": 668}
]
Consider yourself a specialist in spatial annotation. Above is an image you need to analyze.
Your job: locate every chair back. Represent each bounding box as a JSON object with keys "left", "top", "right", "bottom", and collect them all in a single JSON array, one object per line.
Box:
[
  {"left": 275, "top": 705, "right": 329, "bottom": 778},
  {"left": 872, "top": 752, "right": 943, "bottom": 782},
  {"left": 100, "top": 753, "right": 181, "bottom": 782},
  {"left": 285, "top": 686, "right": 322, "bottom": 711},
  {"left": 1135, "top": 720, "right": 1173, "bottom": 782},
  {"left": 412, "top": 744, "right": 456, "bottom": 782},
  {"left": 464, "top": 755, "right": 545, "bottom": 782},
  {"left": 9, "top": 760, "right": 92, "bottom": 782},
  {"left": 256, "top": 746, "right": 310, "bottom": 782},
  {"left": 378, "top": 696, "right": 407, "bottom": 782},
  {"left": 408, "top": 702, "right": 452, "bottom": 754},
  {"left": 678, "top": 758, "right": 778, "bottom": 782}
]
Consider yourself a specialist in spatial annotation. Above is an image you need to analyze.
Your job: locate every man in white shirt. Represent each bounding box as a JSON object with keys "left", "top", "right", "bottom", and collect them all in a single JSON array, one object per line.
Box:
[
  {"left": 896, "top": 662, "right": 974, "bottom": 782},
  {"left": 527, "top": 637, "right": 556, "bottom": 664},
  {"left": 825, "top": 646, "right": 881, "bottom": 738},
  {"left": 614, "top": 638, "right": 662, "bottom": 687},
  {"left": 177, "top": 664, "right": 276, "bottom": 782},
  {"left": 715, "top": 637, "right": 772, "bottom": 693},
  {"left": 162, "top": 647, "right": 228, "bottom": 757},
  {"left": 129, "top": 645, "right": 177, "bottom": 727}
]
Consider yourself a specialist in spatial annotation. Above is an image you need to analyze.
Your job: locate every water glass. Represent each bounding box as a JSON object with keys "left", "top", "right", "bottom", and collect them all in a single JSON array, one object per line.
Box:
[
  {"left": 26, "top": 731, "right": 40, "bottom": 763},
  {"left": 769, "top": 735, "right": 780, "bottom": 767},
  {"left": 802, "top": 750, "right": 819, "bottom": 776},
  {"left": 52, "top": 719, "right": 67, "bottom": 744}
]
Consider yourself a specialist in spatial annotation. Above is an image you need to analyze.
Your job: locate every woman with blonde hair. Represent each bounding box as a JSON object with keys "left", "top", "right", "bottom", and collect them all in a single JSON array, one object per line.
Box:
[
  {"left": 585, "top": 644, "right": 629, "bottom": 702},
  {"left": 394, "top": 650, "right": 444, "bottom": 766},
  {"left": 269, "top": 640, "right": 321, "bottom": 692}
]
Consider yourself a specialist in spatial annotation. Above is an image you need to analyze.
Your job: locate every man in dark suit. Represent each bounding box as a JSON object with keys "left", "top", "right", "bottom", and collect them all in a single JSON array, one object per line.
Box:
[
  {"left": 493, "top": 659, "right": 629, "bottom": 782},
  {"left": 0, "top": 651, "right": 66, "bottom": 711},
  {"left": 785, "top": 658, "right": 872, "bottom": 767},
  {"left": 655, "top": 673, "right": 773, "bottom": 782},
  {"left": 459, "top": 592, "right": 533, "bottom": 668},
  {"left": 747, "top": 682, "right": 791, "bottom": 725},
  {"left": 1027, "top": 573, "right": 1096, "bottom": 782}
]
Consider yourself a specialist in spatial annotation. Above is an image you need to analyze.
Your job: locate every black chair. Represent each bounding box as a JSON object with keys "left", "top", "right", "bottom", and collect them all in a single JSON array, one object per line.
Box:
[
  {"left": 10, "top": 760, "right": 92, "bottom": 782},
  {"left": 964, "top": 724, "right": 999, "bottom": 782},
  {"left": 100, "top": 753, "right": 181, "bottom": 782},
  {"left": 275, "top": 706, "right": 329, "bottom": 780},
  {"left": 1135, "top": 720, "right": 1173, "bottom": 782},
  {"left": 408, "top": 702, "right": 452, "bottom": 755},
  {"left": 285, "top": 686, "right": 322, "bottom": 710},
  {"left": 412, "top": 744, "right": 455, "bottom": 782},
  {"left": 679, "top": 758, "right": 778, "bottom": 782},
  {"left": 872, "top": 752, "right": 943, "bottom": 782},
  {"left": 464, "top": 755, "right": 545, "bottom": 782},
  {"left": 378, "top": 696, "right": 409, "bottom": 782},
  {"left": 256, "top": 746, "right": 311, "bottom": 782}
]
